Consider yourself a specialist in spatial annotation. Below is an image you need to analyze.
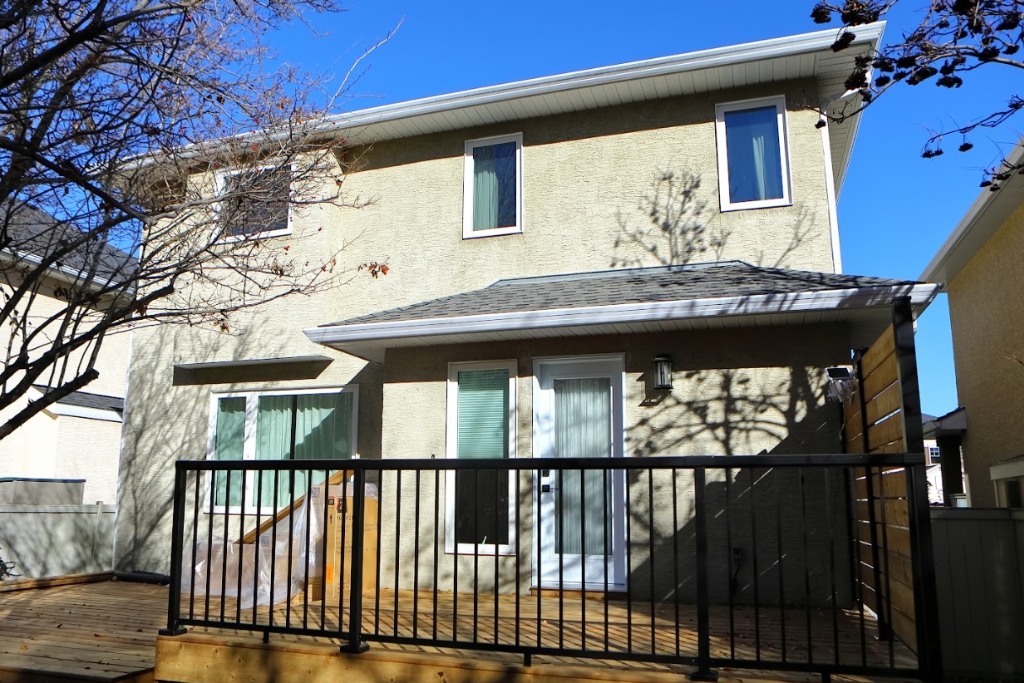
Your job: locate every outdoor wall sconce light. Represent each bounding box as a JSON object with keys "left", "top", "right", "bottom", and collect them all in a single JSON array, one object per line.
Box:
[{"left": 653, "top": 354, "right": 673, "bottom": 391}]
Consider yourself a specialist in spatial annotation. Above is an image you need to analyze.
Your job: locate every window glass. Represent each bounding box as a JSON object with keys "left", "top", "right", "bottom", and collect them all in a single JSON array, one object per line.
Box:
[
  {"left": 213, "top": 397, "right": 245, "bottom": 506},
  {"left": 210, "top": 390, "right": 355, "bottom": 510},
  {"left": 454, "top": 368, "right": 510, "bottom": 545},
  {"left": 472, "top": 142, "right": 518, "bottom": 231},
  {"left": 723, "top": 105, "right": 784, "bottom": 204},
  {"left": 219, "top": 167, "right": 290, "bottom": 238}
]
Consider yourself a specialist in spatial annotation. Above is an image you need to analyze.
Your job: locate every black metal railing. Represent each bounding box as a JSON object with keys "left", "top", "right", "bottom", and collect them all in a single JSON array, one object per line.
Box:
[{"left": 160, "top": 454, "right": 941, "bottom": 682}]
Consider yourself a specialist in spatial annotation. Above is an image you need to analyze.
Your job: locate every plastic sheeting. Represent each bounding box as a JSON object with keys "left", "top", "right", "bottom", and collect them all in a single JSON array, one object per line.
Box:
[{"left": 182, "top": 480, "right": 378, "bottom": 609}]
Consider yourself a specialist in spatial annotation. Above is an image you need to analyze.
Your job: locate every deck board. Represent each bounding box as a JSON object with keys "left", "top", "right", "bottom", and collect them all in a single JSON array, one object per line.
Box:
[{"left": 0, "top": 580, "right": 916, "bottom": 683}]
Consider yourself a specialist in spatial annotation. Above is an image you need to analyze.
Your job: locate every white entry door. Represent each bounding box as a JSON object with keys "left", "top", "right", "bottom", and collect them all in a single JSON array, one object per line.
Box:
[{"left": 533, "top": 357, "right": 626, "bottom": 590}]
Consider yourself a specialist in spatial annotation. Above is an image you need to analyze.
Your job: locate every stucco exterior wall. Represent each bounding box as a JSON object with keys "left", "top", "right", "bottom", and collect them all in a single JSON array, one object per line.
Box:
[
  {"left": 116, "top": 81, "right": 845, "bottom": 573},
  {"left": 367, "top": 325, "right": 851, "bottom": 603},
  {"left": 947, "top": 199, "right": 1024, "bottom": 507},
  {"left": 54, "top": 416, "right": 123, "bottom": 503}
]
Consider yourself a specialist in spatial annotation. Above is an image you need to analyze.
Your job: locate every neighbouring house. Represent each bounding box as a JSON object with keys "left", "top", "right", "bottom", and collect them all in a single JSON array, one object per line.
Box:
[
  {"left": 921, "top": 138, "right": 1024, "bottom": 508},
  {"left": 0, "top": 204, "right": 134, "bottom": 578},
  {"left": 114, "top": 22, "right": 941, "bottom": 605},
  {"left": 0, "top": 204, "right": 134, "bottom": 505}
]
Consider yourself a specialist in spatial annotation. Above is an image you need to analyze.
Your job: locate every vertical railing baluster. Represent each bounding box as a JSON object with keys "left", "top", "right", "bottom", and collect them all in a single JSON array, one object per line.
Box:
[
  {"left": 800, "top": 467, "right": 812, "bottom": 665},
  {"left": 205, "top": 468, "right": 215, "bottom": 623},
  {"left": 674, "top": 467, "right": 681, "bottom": 659},
  {"left": 648, "top": 467, "right": 656, "bottom": 656},
  {"left": 285, "top": 469, "right": 296, "bottom": 629},
  {"left": 878, "top": 467, "right": 895, "bottom": 668},
  {"left": 374, "top": 469, "right": 384, "bottom": 637},
  {"left": 394, "top": 469, "right": 402, "bottom": 638},
  {"left": 514, "top": 468, "right": 521, "bottom": 649},
  {"left": 341, "top": 466, "right": 368, "bottom": 653},
  {"left": 237, "top": 470, "right": 247, "bottom": 625},
  {"left": 159, "top": 463, "right": 188, "bottom": 636},
  {"left": 690, "top": 466, "right": 716, "bottom": 681},
  {"left": 303, "top": 467, "right": 312, "bottom": 629},
  {"left": 190, "top": 471, "right": 200, "bottom": 622},
  {"left": 535, "top": 465, "right": 541, "bottom": 651},
  {"left": 826, "top": 468, "right": 840, "bottom": 666},
  {"left": 775, "top": 467, "right": 786, "bottom": 664},
  {"left": 603, "top": 466, "right": 609, "bottom": 654},
  {"left": 320, "top": 468, "right": 329, "bottom": 632},
  {"left": 494, "top": 466, "right": 501, "bottom": 646},
  {"left": 220, "top": 469, "right": 231, "bottom": 623},
  {"left": 557, "top": 467, "right": 564, "bottom": 651},
  {"left": 580, "top": 466, "right": 587, "bottom": 652},
  {"left": 749, "top": 467, "right": 760, "bottom": 662},
  {"left": 433, "top": 468, "right": 440, "bottom": 641},
  {"left": 725, "top": 468, "right": 734, "bottom": 661},
  {"left": 413, "top": 469, "right": 421, "bottom": 639},
  {"left": 253, "top": 470, "right": 263, "bottom": 627},
  {"left": 625, "top": 468, "right": 633, "bottom": 654},
  {"left": 268, "top": 468, "right": 279, "bottom": 628},
  {"left": 473, "top": 468, "right": 480, "bottom": 644}
]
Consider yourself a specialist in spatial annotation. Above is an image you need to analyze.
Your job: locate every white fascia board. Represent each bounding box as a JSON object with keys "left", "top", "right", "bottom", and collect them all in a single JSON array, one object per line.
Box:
[
  {"left": 304, "top": 282, "right": 939, "bottom": 347},
  {"left": 991, "top": 457, "right": 1024, "bottom": 481},
  {"left": 0, "top": 248, "right": 133, "bottom": 296},
  {"left": 920, "top": 138, "right": 1024, "bottom": 284},
  {"left": 47, "top": 403, "right": 123, "bottom": 423},
  {"left": 124, "top": 23, "right": 886, "bottom": 171}
]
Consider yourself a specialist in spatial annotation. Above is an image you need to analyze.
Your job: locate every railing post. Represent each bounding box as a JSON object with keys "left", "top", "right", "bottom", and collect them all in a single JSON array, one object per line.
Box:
[
  {"left": 159, "top": 462, "right": 188, "bottom": 636},
  {"left": 690, "top": 467, "right": 718, "bottom": 681},
  {"left": 906, "top": 462, "right": 943, "bottom": 682},
  {"left": 341, "top": 465, "right": 369, "bottom": 653}
]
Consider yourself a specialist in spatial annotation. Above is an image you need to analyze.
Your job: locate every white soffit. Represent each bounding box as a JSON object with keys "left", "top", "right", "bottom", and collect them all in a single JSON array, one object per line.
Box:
[
  {"left": 315, "top": 23, "right": 885, "bottom": 191},
  {"left": 921, "top": 137, "right": 1024, "bottom": 285},
  {"left": 305, "top": 283, "right": 939, "bottom": 363}
]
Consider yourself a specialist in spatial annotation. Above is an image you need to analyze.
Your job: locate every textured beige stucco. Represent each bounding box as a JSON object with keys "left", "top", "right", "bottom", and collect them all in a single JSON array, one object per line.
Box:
[
  {"left": 370, "top": 325, "right": 850, "bottom": 601},
  {"left": 947, "top": 199, "right": 1024, "bottom": 507},
  {"left": 117, "top": 82, "right": 847, "bottom": 573}
]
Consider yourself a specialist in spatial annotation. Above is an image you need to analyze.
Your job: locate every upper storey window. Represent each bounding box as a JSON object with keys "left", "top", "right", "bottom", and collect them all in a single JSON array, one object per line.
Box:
[
  {"left": 463, "top": 134, "right": 523, "bottom": 239},
  {"left": 216, "top": 165, "right": 292, "bottom": 241},
  {"left": 715, "top": 97, "right": 792, "bottom": 211}
]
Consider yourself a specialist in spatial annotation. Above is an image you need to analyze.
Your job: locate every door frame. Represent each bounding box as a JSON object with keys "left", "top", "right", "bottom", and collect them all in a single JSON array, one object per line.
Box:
[{"left": 531, "top": 354, "right": 628, "bottom": 590}]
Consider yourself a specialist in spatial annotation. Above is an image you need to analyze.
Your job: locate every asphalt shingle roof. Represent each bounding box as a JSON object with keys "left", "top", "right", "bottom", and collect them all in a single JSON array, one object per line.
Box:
[
  {"left": 325, "top": 261, "right": 915, "bottom": 328},
  {"left": 3, "top": 202, "right": 137, "bottom": 283},
  {"left": 33, "top": 385, "right": 124, "bottom": 413}
]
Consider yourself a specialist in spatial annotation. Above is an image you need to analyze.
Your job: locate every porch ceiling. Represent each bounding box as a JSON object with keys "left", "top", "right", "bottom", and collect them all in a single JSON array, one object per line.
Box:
[{"left": 305, "top": 263, "right": 940, "bottom": 363}]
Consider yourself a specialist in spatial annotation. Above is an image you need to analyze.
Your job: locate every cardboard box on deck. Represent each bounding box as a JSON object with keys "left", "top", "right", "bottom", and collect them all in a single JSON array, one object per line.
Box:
[{"left": 324, "top": 492, "right": 379, "bottom": 601}]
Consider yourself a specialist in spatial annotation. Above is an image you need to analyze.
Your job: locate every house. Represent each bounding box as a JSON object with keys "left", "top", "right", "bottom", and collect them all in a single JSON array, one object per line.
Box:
[
  {"left": 0, "top": 204, "right": 134, "bottom": 506},
  {"left": 112, "top": 23, "right": 948, "bottom": 683},
  {"left": 920, "top": 138, "right": 1024, "bottom": 508}
]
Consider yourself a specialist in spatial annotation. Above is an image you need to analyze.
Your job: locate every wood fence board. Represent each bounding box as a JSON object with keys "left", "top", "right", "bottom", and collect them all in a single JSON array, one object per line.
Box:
[
  {"left": 866, "top": 383, "right": 903, "bottom": 426},
  {"left": 863, "top": 355, "right": 898, "bottom": 404},
  {"left": 869, "top": 440, "right": 906, "bottom": 455},
  {"left": 867, "top": 414, "right": 905, "bottom": 454},
  {"left": 861, "top": 325, "right": 895, "bottom": 376}
]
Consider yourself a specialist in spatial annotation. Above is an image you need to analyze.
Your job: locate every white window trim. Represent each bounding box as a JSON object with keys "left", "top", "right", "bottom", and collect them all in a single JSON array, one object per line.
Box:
[
  {"left": 714, "top": 95, "right": 793, "bottom": 212},
  {"left": 213, "top": 162, "right": 295, "bottom": 243},
  {"left": 462, "top": 133, "right": 524, "bottom": 239},
  {"left": 445, "top": 359, "right": 518, "bottom": 556},
  {"left": 205, "top": 385, "right": 359, "bottom": 514}
]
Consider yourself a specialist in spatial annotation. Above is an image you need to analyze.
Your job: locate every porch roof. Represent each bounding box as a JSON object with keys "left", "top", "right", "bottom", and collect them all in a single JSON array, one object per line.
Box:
[{"left": 305, "top": 262, "right": 940, "bottom": 362}]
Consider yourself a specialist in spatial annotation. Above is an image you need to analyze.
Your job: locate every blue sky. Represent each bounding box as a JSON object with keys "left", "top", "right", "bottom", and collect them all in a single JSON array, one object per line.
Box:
[{"left": 266, "top": 0, "right": 1019, "bottom": 416}]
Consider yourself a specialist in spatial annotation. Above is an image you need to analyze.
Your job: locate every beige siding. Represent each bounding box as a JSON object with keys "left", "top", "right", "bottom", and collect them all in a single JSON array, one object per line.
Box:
[
  {"left": 54, "top": 416, "right": 123, "bottom": 504},
  {"left": 947, "top": 200, "right": 1024, "bottom": 506}
]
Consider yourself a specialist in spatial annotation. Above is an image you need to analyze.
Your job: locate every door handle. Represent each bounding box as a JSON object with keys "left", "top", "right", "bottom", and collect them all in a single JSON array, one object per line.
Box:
[{"left": 541, "top": 484, "right": 552, "bottom": 493}]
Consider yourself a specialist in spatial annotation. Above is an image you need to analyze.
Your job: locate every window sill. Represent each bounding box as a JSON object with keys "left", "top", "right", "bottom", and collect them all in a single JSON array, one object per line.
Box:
[
  {"left": 462, "top": 226, "right": 523, "bottom": 240},
  {"left": 217, "top": 227, "right": 293, "bottom": 244},
  {"left": 444, "top": 545, "right": 517, "bottom": 557},
  {"left": 719, "top": 197, "right": 792, "bottom": 213}
]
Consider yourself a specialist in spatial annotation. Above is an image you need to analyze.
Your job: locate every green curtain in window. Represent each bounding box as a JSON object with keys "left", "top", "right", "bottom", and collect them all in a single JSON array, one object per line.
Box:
[
  {"left": 472, "top": 142, "right": 517, "bottom": 231},
  {"left": 725, "top": 106, "right": 783, "bottom": 203},
  {"left": 256, "top": 395, "right": 295, "bottom": 507},
  {"left": 554, "top": 377, "right": 612, "bottom": 556},
  {"left": 213, "top": 397, "right": 245, "bottom": 507},
  {"left": 455, "top": 369, "right": 510, "bottom": 545}
]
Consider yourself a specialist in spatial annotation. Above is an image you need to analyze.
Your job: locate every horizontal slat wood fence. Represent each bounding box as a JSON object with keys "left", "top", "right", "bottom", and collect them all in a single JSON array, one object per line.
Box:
[{"left": 845, "top": 324, "right": 918, "bottom": 652}]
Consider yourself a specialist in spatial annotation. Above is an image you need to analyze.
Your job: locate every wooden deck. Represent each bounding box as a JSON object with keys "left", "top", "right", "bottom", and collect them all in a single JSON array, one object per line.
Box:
[{"left": 0, "top": 579, "right": 917, "bottom": 683}]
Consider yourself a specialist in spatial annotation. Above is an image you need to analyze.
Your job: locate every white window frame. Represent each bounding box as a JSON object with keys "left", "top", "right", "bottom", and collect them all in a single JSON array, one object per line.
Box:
[
  {"left": 714, "top": 96, "right": 792, "bottom": 212},
  {"left": 445, "top": 359, "right": 518, "bottom": 556},
  {"left": 205, "top": 385, "right": 359, "bottom": 514},
  {"left": 462, "top": 133, "right": 524, "bottom": 239},
  {"left": 214, "top": 162, "right": 295, "bottom": 243}
]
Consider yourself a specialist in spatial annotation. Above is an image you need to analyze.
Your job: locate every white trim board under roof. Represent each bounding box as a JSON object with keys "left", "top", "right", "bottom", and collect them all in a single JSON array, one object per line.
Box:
[
  {"left": 128, "top": 24, "right": 885, "bottom": 194},
  {"left": 305, "top": 262, "right": 939, "bottom": 363},
  {"left": 921, "top": 137, "right": 1024, "bottom": 285}
]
